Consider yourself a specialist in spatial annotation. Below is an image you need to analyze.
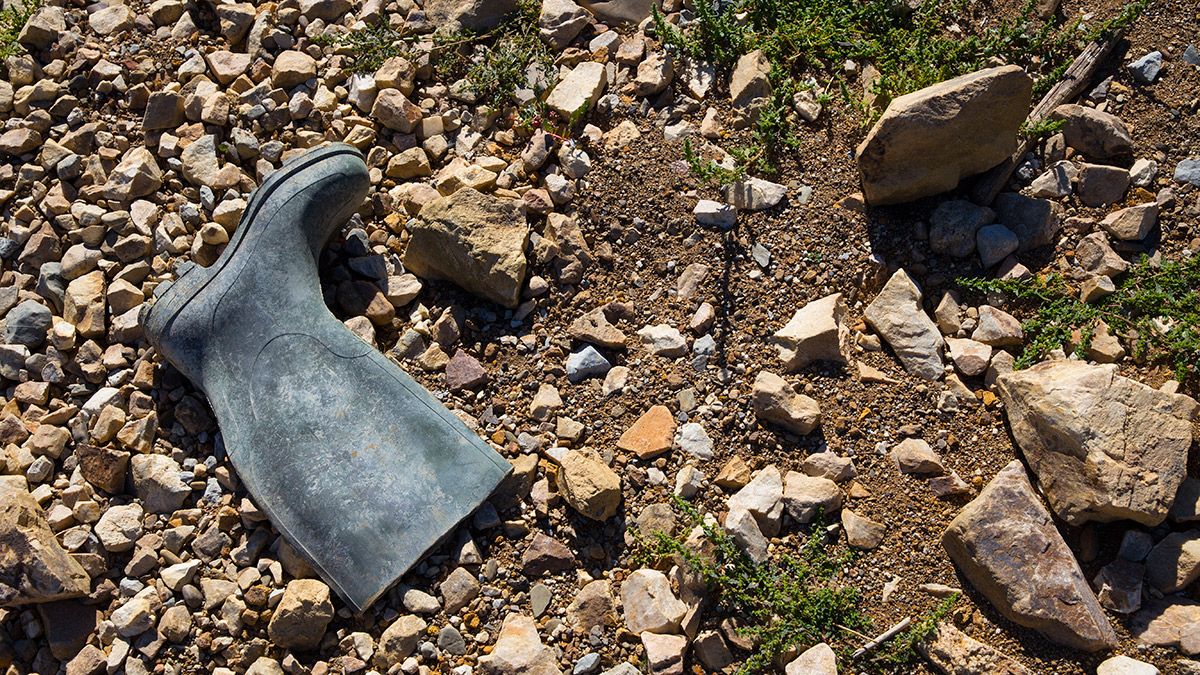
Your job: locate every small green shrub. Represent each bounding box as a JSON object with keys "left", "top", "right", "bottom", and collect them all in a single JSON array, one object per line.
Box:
[
  {"left": 432, "top": 0, "right": 553, "bottom": 109},
  {"left": 633, "top": 497, "right": 956, "bottom": 673},
  {"left": 958, "top": 252, "right": 1200, "bottom": 384},
  {"left": 318, "top": 23, "right": 411, "bottom": 73},
  {"left": 1019, "top": 117, "right": 1066, "bottom": 141},
  {"left": 0, "top": 0, "right": 40, "bottom": 61},
  {"left": 656, "top": 0, "right": 1148, "bottom": 181}
]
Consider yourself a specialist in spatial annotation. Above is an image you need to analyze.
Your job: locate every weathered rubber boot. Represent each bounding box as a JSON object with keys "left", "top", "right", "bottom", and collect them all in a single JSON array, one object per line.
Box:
[{"left": 141, "top": 144, "right": 511, "bottom": 611}]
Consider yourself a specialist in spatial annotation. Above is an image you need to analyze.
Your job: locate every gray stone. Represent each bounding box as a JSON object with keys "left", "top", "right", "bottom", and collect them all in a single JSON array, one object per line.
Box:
[
  {"left": 2, "top": 300, "right": 51, "bottom": 347},
  {"left": 976, "top": 224, "right": 1019, "bottom": 268},
  {"left": 929, "top": 200, "right": 995, "bottom": 258},
  {"left": 1176, "top": 158, "right": 1200, "bottom": 186},
  {"left": 864, "top": 269, "right": 944, "bottom": 380},
  {"left": 566, "top": 346, "right": 611, "bottom": 382},
  {"left": 992, "top": 192, "right": 1060, "bottom": 251},
  {"left": 1127, "top": 51, "right": 1164, "bottom": 84},
  {"left": 942, "top": 460, "right": 1117, "bottom": 651}
]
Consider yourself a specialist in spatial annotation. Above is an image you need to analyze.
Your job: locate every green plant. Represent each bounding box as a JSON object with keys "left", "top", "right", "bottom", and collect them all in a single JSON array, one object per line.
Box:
[
  {"left": 682, "top": 138, "right": 745, "bottom": 185},
  {"left": 0, "top": 0, "right": 40, "bottom": 61},
  {"left": 1019, "top": 117, "right": 1066, "bottom": 141},
  {"left": 958, "top": 252, "right": 1200, "bottom": 384},
  {"left": 316, "top": 23, "right": 411, "bottom": 73},
  {"left": 658, "top": 0, "right": 1148, "bottom": 179},
  {"left": 633, "top": 497, "right": 870, "bottom": 673},
  {"left": 433, "top": 0, "right": 553, "bottom": 109}
]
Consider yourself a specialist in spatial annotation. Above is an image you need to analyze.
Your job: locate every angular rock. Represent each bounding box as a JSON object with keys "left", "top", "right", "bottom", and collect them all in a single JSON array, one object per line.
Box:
[
  {"left": 545, "top": 62, "right": 607, "bottom": 119},
  {"left": 567, "top": 579, "right": 615, "bottom": 633},
  {"left": 94, "top": 503, "right": 143, "bottom": 553},
  {"left": 0, "top": 476, "right": 91, "bottom": 605},
  {"left": 1101, "top": 203, "right": 1158, "bottom": 242},
  {"left": 556, "top": 450, "right": 621, "bottom": 521},
  {"left": 785, "top": 643, "right": 837, "bottom": 675},
  {"left": 992, "top": 192, "right": 1060, "bottom": 252},
  {"left": 521, "top": 533, "right": 575, "bottom": 575},
  {"left": 403, "top": 188, "right": 529, "bottom": 308},
  {"left": 1051, "top": 104, "right": 1133, "bottom": 159},
  {"left": 617, "top": 406, "right": 675, "bottom": 459},
  {"left": 783, "top": 472, "right": 842, "bottom": 523},
  {"left": 267, "top": 579, "right": 334, "bottom": 650},
  {"left": 722, "top": 177, "right": 786, "bottom": 211},
  {"left": 479, "top": 613, "right": 562, "bottom": 674},
  {"left": 752, "top": 371, "right": 821, "bottom": 435},
  {"left": 1076, "top": 231, "right": 1129, "bottom": 276},
  {"left": 620, "top": 569, "right": 686, "bottom": 634},
  {"left": 569, "top": 307, "right": 626, "bottom": 349},
  {"left": 376, "top": 615, "right": 426, "bottom": 667},
  {"left": 942, "top": 460, "right": 1117, "bottom": 651},
  {"left": 576, "top": 0, "right": 654, "bottom": 24},
  {"left": 1131, "top": 598, "right": 1200, "bottom": 655},
  {"left": 728, "top": 465, "right": 784, "bottom": 535},
  {"left": 1077, "top": 163, "right": 1130, "bottom": 207},
  {"left": 945, "top": 338, "right": 992, "bottom": 377},
  {"left": 929, "top": 200, "right": 994, "bottom": 258},
  {"left": 971, "top": 305, "right": 1023, "bottom": 347},
  {"left": 918, "top": 622, "right": 1032, "bottom": 675},
  {"left": 856, "top": 66, "right": 1032, "bottom": 204},
  {"left": 1144, "top": 531, "right": 1200, "bottom": 594},
  {"left": 539, "top": 0, "right": 589, "bottom": 49},
  {"left": 997, "top": 360, "right": 1197, "bottom": 526},
  {"left": 272, "top": 50, "right": 318, "bottom": 89},
  {"left": 637, "top": 324, "right": 687, "bottom": 357},
  {"left": 424, "top": 0, "right": 519, "bottom": 31},
  {"left": 864, "top": 269, "right": 944, "bottom": 380},
  {"left": 641, "top": 632, "right": 686, "bottom": 675},
  {"left": 841, "top": 508, "right": 885, "bottom": 549},
  {"left": 130, "top": 454, "right": 190, "bottom": 514},
  {"left": 104, "top": 148, "right": 163, "bottom": 201},
  {"left": 771, "top": 293, "right": 849, "bottom": 371}
]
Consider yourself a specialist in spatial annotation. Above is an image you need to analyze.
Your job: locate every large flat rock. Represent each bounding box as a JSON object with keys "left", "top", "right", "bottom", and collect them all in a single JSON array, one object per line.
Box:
[
  {"left": 942, "top": 460, "right": 1116, "bottom": 652},
  {"left": 997, "top": 360, "right": 1198, "bottom": 526},
  {"left": 403, "top": 188, "right": 529, "bottom": 308},
  {"left": 856, "top": 65, "right": 1032, "bottom": 205}
]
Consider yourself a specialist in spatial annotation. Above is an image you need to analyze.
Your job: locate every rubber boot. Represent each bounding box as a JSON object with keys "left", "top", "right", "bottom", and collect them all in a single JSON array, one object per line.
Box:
[{"left": 141, "top": 144, "right": 511, "bottom": 611}]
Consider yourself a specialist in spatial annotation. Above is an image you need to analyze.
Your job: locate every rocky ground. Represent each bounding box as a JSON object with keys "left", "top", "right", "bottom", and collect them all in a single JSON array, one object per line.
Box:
[{"left": 1, "top": 0, "right": 1200, "bottom": 674}]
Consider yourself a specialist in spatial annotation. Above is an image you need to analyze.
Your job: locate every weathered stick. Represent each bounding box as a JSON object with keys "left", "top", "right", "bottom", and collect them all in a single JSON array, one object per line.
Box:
[
  {"left": 971, "top": 28, "right": 1129, "bottom": 205},
  {"left": 852, "top": 616, "right": 912, "bottom": 659}
]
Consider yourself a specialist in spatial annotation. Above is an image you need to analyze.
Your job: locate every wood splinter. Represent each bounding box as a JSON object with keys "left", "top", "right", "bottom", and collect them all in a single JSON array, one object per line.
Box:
[{"left": 852, "top": 616, "right": 912, "bottom": 659}]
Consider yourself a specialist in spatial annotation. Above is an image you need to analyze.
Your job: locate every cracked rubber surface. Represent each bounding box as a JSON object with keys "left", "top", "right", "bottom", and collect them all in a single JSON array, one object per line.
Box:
[{"left": 142, "top": 144, "right": 511, "bottom": 611}]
